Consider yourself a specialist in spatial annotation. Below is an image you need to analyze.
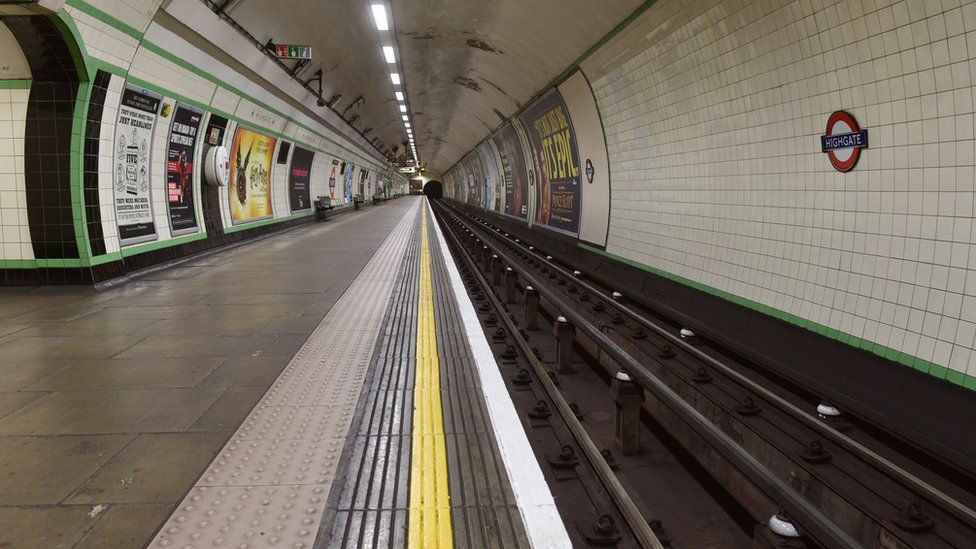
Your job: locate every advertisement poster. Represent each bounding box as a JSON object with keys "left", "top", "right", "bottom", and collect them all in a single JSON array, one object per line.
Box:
[
  {"left": 518, "top": 89, "right": 582, "bottom": 234},
  {"left": 476, "top": 142, "right": 501, "bottom": 212},
  {"left": 343, "top": 163, "right": 354, "bottom": 202},
  {"left": 229, "top": 126, "right": 276, "bottom": 223},
  {"left": 466, "top": 152, "right": 485, "bottom": 209},
  {"left": 289, "top": 146, "right": 314, "bottom": 212},
  {"left": 329, "top": 159, "right": 339, "bottom": 199},
  {"left": 358, "top": 169, "right": 368, "bottom": 197},
  {"left": 114, "top": 85, "right": 162, "bottom": 244},
  {"left": 491, "top": 122, "right": 528, "bottom": 219},
  {"left": 165, "top": 103, "right": 202, "bottom": 235}
]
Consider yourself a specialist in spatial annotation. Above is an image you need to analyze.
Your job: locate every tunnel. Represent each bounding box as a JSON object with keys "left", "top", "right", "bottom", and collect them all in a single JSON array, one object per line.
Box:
[
  {"left": 423, "top": 180, "right": 442, "bottom": 198},
  {"left": 0, "top": 2, "right": 974, "bottom": 548}
]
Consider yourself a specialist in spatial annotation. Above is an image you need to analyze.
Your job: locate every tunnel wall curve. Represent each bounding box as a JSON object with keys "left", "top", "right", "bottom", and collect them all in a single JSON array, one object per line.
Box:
[{"left": 441, "top": 0, "right": 976, "bottom": 390}]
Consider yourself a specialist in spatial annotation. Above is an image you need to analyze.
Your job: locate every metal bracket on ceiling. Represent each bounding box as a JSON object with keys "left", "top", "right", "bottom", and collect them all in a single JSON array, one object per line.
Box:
[
  {"left": 342, "top": 95, "right": 365, "bottom": 117},
  {"left": 291, "top": 59, "right": 311, "bottom": 77}
]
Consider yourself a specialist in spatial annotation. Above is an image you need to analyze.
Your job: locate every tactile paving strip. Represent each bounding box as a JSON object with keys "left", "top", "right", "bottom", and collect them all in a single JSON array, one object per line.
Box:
[
  {"left": 151, "top": 200, "right": 421, "bottom": 548},
  {"left": 321, "top": 203, "right": 529, "bottom": 548},
  {"left": 323, "top": 213, "right": 420, "bottom": 549}
]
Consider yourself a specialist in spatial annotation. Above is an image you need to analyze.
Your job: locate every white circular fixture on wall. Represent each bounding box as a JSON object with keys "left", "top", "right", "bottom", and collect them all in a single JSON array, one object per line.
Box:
[{"left": 205, "top": 145, "right": 230, "bottom": 186}]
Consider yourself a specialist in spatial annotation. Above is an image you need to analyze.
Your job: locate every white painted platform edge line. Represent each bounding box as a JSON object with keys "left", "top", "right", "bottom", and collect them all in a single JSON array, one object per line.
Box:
[{"left": 426, "top": 199, "right": 572, "bottom": 549}]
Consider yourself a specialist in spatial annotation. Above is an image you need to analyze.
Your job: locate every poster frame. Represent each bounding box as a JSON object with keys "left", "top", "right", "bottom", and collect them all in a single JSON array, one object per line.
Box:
[{"left": 228, "top": 124, "right": 277, "bottom": 226}]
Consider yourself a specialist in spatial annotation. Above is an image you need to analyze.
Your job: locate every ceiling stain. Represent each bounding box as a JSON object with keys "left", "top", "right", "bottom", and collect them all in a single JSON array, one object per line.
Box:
[
  {"left": 453, "top": 75, "right": 482, "bottom": 92},
  {"left": 466, "top": 38, "right": 502, "bottom": 54},
  {"left": 479, "top": 77, "right": 509, "bottom": 98},
  {"left": 402, "top": 30, "right": 437, "bottom": 40},
  {"left": 492, "top": 108, "right": 507, "bottom": 122}
]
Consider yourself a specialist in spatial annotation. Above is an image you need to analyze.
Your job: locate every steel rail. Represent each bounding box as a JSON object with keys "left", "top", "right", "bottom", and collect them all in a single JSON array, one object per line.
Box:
[
  {"left": 440, "top": 204, "right": 862, "bottom": 548},
  {"left": 434, "top": 207, "right": 663, "bottom": 549},
  {"left": 459, "top": 210, "right": 976, "bottom": 533}
]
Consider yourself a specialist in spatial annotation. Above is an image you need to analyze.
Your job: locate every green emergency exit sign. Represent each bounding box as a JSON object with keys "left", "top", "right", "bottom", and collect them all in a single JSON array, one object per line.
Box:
[{"left": 274, "top": 44, "right": 312, "bottom": 60}]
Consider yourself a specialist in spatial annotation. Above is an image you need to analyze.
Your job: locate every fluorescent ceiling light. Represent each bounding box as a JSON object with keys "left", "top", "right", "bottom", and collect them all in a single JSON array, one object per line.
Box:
[
  {"left": 390, "top": 73, "right": 400, "bottom": 85},
  {"left": 395, "top": 91, "right": 404, "bottom": 101},
  {"left": 401, "top": 114, "right": 409, "bottom": 121},
  {"left": 371, "top": 4, "right": 389, "bottom": 30},
  {"left": 399, "top": 104, "right": 407, "bottom": 112},
  {"left": 405, "top": 122, "right": 411, "bottom": 128},
  {"left": 383, "top": 46, "right": 395, "bottom": 63}
]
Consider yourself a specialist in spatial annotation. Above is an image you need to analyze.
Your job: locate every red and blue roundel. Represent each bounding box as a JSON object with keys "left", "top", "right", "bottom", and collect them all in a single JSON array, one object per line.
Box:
[{"left": 821, "top": 111, "right": 868, "bottom": 172}]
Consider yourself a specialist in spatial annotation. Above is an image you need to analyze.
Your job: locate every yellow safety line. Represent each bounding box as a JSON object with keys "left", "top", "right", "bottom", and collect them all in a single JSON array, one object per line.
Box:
[{"left": 408, "top": 205, "right": 454, "bottom": 548}]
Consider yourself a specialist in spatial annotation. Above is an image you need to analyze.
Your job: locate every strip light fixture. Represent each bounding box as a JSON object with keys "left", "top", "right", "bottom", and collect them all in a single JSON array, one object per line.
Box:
[{"left": 370, "top": 2, "right": 419, "bottom": 164}]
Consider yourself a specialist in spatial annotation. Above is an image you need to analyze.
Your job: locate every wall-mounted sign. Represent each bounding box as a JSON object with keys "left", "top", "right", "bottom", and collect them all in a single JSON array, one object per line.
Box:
[
  {"left": 165, "top": 104, "right": 202, "bottom": 235},
  {"left": 274, "top": 44, "right": 312, "bottom": 60},
  {"left": 114, "top": 84, "right": 162, "bottom": 245},
  {"left": 821, "top": 111, "right": 868, "bottom": 172}
]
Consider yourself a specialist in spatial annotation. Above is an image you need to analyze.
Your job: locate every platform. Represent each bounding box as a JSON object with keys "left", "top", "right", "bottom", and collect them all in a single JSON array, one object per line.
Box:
[{"left": 0, "top": 196, "right": 568, "bottom": 547}]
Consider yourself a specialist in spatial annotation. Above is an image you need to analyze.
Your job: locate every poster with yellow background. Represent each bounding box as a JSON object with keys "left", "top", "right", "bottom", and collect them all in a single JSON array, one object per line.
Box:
[{"left": 229, "top": 127, "right": 276, "bottom": 223}]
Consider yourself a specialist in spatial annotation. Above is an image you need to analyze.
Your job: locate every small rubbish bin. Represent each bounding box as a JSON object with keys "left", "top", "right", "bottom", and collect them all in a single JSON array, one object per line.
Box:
[{"left": 314, "top": 197, "right": 333, "bottom": 221}]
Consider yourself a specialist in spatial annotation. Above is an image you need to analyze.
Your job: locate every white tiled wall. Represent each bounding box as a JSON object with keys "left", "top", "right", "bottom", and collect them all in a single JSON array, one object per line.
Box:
[
  {"left": 67, "top": 5, "right": 142, "bottom": 70},
  {"left": 0, "top": 87, "right": 31, "bottom": 261},
  {"left": 581, "top": 0, "right": 976, "bottom": 379},
  {"left": 99, "top": 75, "right": 125, "bottom": 254},
  {"left": 128, "top": 47, "right": 216, "bottom": 105},
  {"left": 84, "top": 0, "right": 164, "bottom": 32}
]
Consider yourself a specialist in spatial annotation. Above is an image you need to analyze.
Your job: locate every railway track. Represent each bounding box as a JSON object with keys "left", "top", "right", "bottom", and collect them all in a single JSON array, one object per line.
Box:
[{"left": 432, "top": 199, "right": 976, "bottom": 548}]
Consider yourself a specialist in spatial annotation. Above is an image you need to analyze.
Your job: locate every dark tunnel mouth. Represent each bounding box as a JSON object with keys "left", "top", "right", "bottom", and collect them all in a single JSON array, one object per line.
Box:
[{"left": 424, "top": 180, "right": 443, "bottom": 198}]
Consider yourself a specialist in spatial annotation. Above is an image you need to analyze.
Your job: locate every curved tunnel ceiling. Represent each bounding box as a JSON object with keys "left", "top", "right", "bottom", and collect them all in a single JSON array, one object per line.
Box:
[
  {"left": 220, "top": 0, "right": 643, "bottom": 172},
  {"left": 394, "top": 0, "right": 643, "bottom": 173}
]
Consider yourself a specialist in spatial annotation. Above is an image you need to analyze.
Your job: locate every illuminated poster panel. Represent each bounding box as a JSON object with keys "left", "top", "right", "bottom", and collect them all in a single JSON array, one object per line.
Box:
[
  {"left": 518, "top": 89, "right": 581, "bottom": 234},
  {"left": 491, "top": 122, "right": 529, "bottom": 220},
  {"left": 229, "top": 127, "right": 276, "bottom": 223},
  {"left": 289, "top": 146, "right": 314, "bottom": 212}
]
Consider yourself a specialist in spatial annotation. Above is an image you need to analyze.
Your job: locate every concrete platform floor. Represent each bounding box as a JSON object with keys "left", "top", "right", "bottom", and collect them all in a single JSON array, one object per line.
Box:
[{"left": 0, "top": 197, "right": 417, "bottom": 548}]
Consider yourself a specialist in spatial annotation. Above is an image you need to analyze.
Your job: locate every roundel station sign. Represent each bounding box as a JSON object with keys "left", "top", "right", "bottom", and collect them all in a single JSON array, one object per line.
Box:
[{"left": 821, "top": 111, "right": 868, "bottom": 172}]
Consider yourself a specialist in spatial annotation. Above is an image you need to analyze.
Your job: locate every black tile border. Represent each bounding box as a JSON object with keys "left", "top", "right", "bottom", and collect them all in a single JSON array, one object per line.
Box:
[{"left": 83, "top": 70, "right": 111, "bottom": 257}]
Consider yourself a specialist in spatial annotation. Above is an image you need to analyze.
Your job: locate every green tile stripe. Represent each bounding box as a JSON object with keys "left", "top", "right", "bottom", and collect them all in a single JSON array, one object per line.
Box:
[
  {"left": 123, "top": 73, "right": 354, "bottom": 168},
  {"left": 0, "top": 79, "right": 32, "bottom": 89},
  {"left": 1, "top": 2, "right": 387, "bottom": 271},
  {"left": 65, "top": 0, "right": 144, "bottom": 40},
  {"left": 0, "top": 259, "right": 88, "bottom": 269},
  {"left": 134, "top": 40, "right": 386, "bottom": 173},
  {"left": 580, "top": 242, "right": 976, "bottom": 391},
  {"left": 51, "top": 11, "right": 95, "bottom": 262},
  {"left": 65, "top": 0, "right": 387, "bottom": 173}
]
